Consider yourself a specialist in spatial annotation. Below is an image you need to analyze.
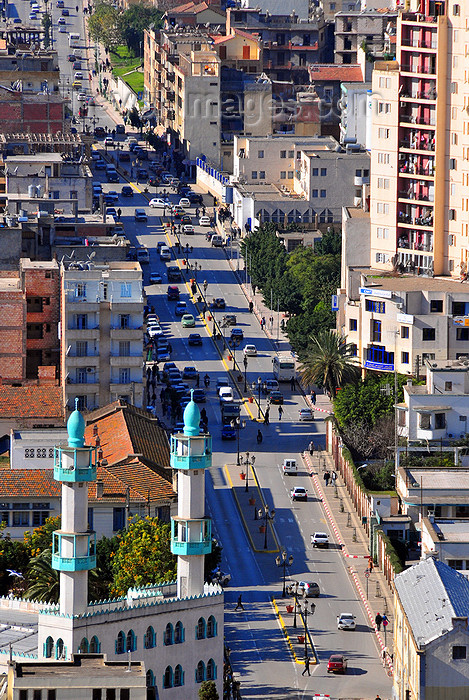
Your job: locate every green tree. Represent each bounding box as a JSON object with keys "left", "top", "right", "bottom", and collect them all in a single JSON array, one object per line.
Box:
[
  {"left": 198, "top": 681, "right": 219, "bottom": 700},
  {"left": 111, "top": 517, "right": 176, "bottom": 596},
  {"left": 24, "top": 549, "right": 59, "bottom": 603},
  {"left": 314, "top": 227, "right": 342, "bottom": 256},
  {"left": 24, "top": 516, "right": 60, "bottom": 557},
  {"left": 299, "top": 330, "right": 359, "bottom": 397},
  {"left": 128, "top": 106, "right": 142, "bottom": 130},
  {"left": 334, "top": 374, "right": 408, "bottom": 430},
  {"left": 41, "top": 13, "right": 51, "bottom": 49},
  {"left": 0, "top": 527, "right": 29, "bottom": 597},
  {"left": 88, "top": 1, "right": 121, "bottom": 50},
  {"left": 118, "top": 4, "right": 163, "bottom": 55}
]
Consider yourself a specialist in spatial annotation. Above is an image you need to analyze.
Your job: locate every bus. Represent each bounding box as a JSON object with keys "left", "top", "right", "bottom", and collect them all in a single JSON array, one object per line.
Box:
[
  {"left": 69, "top": 33, "right": 80, "bottom": 47},
  {"left": 272, "top": 354, "right": 296, "bottom": 382}
]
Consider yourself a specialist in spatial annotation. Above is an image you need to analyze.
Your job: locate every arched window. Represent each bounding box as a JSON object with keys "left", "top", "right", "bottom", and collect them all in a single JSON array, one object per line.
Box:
[
  {"left": 174, "top": 621, "right": 184, "bottom": 644},
  {"left": 164, "top": 623, "right": 173, "bottom": 646},
  {"left": 174, "top": 664, "right": 184, "bottom": 687},
  {"left": 55, "top": 638, "right": 64, "bottom": 660},
  {"left": 78, "top": 637, "right": 89, "bottom": 653},
  {"left": 144, "top": 626, "right": 155, "bottom": 649},
  {"left": 126, "top": 630, "right": 136, "bottom": 652},
  {"left": 44, "top": 636, "right": 53, "bottom": 658},
  {"left": 115, "top": 631, "right": 125, "bottom": 655},
  {"left": 89, "top": 636, "right": 100, "bottom": 653},
  {"left": 195, "top": 660, "right": 205, "bottom": 683},
  {"left": 207, "top": 615, "right": 217, "bottom": 638},
  {"left": 207, "top": 658, "right": 217, "bottom": 681},
  {"left": 196, "top": 617, "right": 206, "bottom": 640},
  {"left": 163, "top": 666, "right": 173, "bottom": 689},
  {"left": 146, "top": 669, "right": 157, "bottom": 700}
]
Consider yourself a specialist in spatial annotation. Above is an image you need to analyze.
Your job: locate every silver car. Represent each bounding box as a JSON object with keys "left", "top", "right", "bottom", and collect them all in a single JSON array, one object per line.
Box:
[{"left": 337, "top": 613, "right": 356, "bottom": 630}]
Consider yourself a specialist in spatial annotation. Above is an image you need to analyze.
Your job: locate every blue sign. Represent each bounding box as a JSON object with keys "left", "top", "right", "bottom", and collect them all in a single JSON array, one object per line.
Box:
[
  {"left": 364, "top": 361, "right": 394, "bottom": 372},
  {"left": 331, "top": 294, "right": 339, "bottom": 311}
]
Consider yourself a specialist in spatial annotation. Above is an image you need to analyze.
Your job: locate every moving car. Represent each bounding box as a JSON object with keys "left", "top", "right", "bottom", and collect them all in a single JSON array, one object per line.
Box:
[
  {"left": 149, "top": 272, "right": 162, "bottom": 284},
  {"left": 221, "top": 424, "right": 236, "bottom": 440},
  {"left": 243, "top": 344, "right": 257, "bottom": 357},
  {"left": 299, "top": 407, "right": 314, "bottom": 421},
  {"left": 188, "top": 192, "right": 203, "bottom": 204},
  {"left": 134, "top": 208, "right": 147, "bottom": 222},
  {"left": 74, "top": 71, "right": 84, "bottom": 80},
  {"left": 337, "top": 613, "right": 356, "bottom": 630},
  {"left": 104, "top": 191, "right": 118, "bottom": 203},
  {"left": 211, "top": 235, "right": 224, "bottom": 247},
  {"left": 282, "top": 458, "right": 297, "bottom": 475},
  {"left": 222, "top": 314, "right": 237, "bottom": 326},
  {"left": 264, "top": 379, "right": 279, "bottom": 394},
  {"left": 192, "top": 389, "right": 206, "bottom": 403},
  {"left": 179, "top": 197, "right": 190, "bottom": 207},
  {"left": 58, "top": 16, "right": 66, "bottom": 24},
  {"left": 199, "top": 216, "right": 211, "bottom": 226},
  {"left": 167, "top": 266, "right": 182, "bottom": 282},
  {"left": 297, "top": 581, "right": 320, "bottom": 598},
  {"left": 175, "top": 301, "right": 187, "bottom": 316},
  {"left": 269, "top": 390, "right": 284, "bottom": 405},
  {"left": 311, "top": 532, "right": 329, "bottom": 548},
  {"left": 182, "top": 366, "right": 197, "bottom": 379},
  {"left": 159, "top": 246, "right": 171, "bottom": 261},
  {"left": 167, "top": 285, "right": 179, "bottom": 300},
  {"left": 210, "top": 298, "right": 225, "bottom": 309},
  {"left": 105, "top": 207, "right": 117, "bottom": 217},
  {"left": 121, "top": 185, "right": 133, "bottom": 197},
  {"left": 181, "top": 314, "right": 196, "bottom": 328},
  {"left": 290, "top": 486, "right": 307, "bottom": 502},
  {"left": 230, "top": 328, "right": 244, "bottom": 342},
  {"left": 61, "top": 8, "right": 69, "bottom": 14},
  {"left": 188, "top": 333, "right": 202, "bottom": 346},
  {"left": 219, "top": 387, "right": 234, "bottom": 403},
  {"left": 182, "top": 224, "right": 194, "bottom": 234},
  {"left": 327, "top": 655, "right": 347, "bottom": 674},
  {"left": 149, "top": 198, "right": 169, "bottom": 208}
]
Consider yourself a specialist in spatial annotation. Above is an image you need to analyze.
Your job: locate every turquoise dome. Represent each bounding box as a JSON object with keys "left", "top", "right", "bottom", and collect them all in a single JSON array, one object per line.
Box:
[
  {"left": 67, "top": 398, "right": 86, "bottom": 448},
  {"left": 183, "top": 391, "right": 200, "bottom": 437}
]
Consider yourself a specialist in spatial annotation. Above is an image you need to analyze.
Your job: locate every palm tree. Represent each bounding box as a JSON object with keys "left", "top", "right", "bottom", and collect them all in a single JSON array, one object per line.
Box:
[
  {"left": 299, "top": 330, "right": 360, "bottom": 398},
  {"left": 24, "top": 549, "right": 59, "bottom": 603}
]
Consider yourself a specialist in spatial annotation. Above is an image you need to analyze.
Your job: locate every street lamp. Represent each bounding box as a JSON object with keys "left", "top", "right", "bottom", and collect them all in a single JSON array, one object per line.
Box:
[
  {"left": 257, "top": 376, "right": 262, "bottom": 420},
  {"left": 240, "top": 451, "right": 255, "bottom": 493},
  {"left": 243, "top": 355, "right": 248, "bottom": 392},
  {"left": 291, "top": 581, "right": 300, "bottom": 628},
  {"left": 231, "top": 417, "right": 246, "bottom": 466},
  {"left": 298, "top": 599, "right": 316, "bottom": 661},
  {"left": 229, "top": 340, "right": 236, "bottom": 372},
  {"left": 276, "top": 550, "right": 294, "bottom": 597},
  {"left": 257, "top": 504, "right": 275, "bottom": 550}
]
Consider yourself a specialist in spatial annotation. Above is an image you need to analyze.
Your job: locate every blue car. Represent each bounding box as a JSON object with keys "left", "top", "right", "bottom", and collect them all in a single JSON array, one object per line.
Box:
[
  {"left": 192, "top": 389, "right": 206, "bottom": 403},
  {"left": 221, "top": 424, "right": 236, "bottom": 440},
  {"left": 182, "top": 366, "right": 197, "bottom": 379}
]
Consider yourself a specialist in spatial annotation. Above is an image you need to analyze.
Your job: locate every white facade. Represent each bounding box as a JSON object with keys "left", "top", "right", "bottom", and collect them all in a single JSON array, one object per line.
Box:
[
  {"left": 10, "top": 429, "right": 68, "bottom": 469},
  {"left": 420, "top": 517, "right": 469, "bottom": 571},
  {"left": 339, "top": 82, "right": 372, "bottom": 149}
]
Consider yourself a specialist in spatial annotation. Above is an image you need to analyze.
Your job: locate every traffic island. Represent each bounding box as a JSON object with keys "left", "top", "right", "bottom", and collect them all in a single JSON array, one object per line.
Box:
[
  {"left": 272, "top": 598, "right": 318, "bottom": 666},
  {"left": 224, "top": 463, "right": 279, "bottom": 553}
]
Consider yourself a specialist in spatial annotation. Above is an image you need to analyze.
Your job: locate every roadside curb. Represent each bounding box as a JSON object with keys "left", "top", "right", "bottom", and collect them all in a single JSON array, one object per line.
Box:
[{"left": 271, "top": 597, "right": 318, "bottom": 665}]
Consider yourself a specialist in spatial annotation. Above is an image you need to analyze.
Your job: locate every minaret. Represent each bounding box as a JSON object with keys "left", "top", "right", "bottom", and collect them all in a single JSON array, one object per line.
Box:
[
  {"left": 170, "top": 391, "right": 212, "bottom": 598},
  {"left": 52, "top": 399, "right": 97, "bottom": 616}
]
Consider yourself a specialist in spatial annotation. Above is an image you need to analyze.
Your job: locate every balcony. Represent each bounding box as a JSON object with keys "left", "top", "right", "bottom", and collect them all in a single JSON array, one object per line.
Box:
[
  {"left": 398, "top": 212, "right": 433, "bottom": 228},
  {"left": 397, "top": 234, "right": 433, "bottom": 253},
  {"left": 399, "top": 114, "right": 436, "bottom": 128},
  {"left": 52, "top": 531, "right": 97, "bottom": 572},
  {"left": 170, "top": 434, "right": 212, "bottom": 471},
  {"left": 364, "top": 345, "right": 394, "bottom": 373},
  {"left": 399, "top": 138, "right": 435, "bottom": 153},
  {"left": 171, "top": 517, "right": 212, "bottom": 556},
  {"left": 54, "top": 445, "right": 97, "bottom": 483},
  {"left": 401, "top": 64, "right": 436, "bottom": 77},
  {"left": 400, "top": 90, "right": 436, "bottom": 103}
]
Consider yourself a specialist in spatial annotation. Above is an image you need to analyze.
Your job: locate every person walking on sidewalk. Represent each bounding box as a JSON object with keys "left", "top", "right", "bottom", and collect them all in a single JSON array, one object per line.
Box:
[
  {"left": 235, "top": 595, "right": 244, "bottom": 611},
  {"left": 323, "top": 470, "right": 330, "bottom": 487},
  {"left": 309, "top": 440, "right": 315, "bottom": 456},
  {"left": 278, "top": 405, "right": 283, "bottom": 421},
  {"left": 331, "top": 470, "right": 337, "bottom": 486},
  {"left": 302, "top": 656, "right": 311, "bottom": 676},
  {"left": 263, "top": 407, "right": 270, "bottom": 425},
  {"left": 290, "top": 376, "right": 295, "bottom": 391},
  {"left": 375, "top": 613, "right": 383, "bottom": 631},
  {"left": 311, "top": 390, "right": 316, "bottom": 405}
]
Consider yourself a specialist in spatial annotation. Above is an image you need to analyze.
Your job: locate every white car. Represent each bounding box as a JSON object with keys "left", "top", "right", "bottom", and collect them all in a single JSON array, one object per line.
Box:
[
  {"left": 182, "top": 224, "right": 194, "bottom": 234},
  {"left": 147, "top": 324, "right": 164, "bottom": 338},
  {"left": 218, "top": 387, "right": 234, "bottom": 403},
  {"left": 311, "top": 532, "right": 329, "bottom": 548},
  {"left": 77, "top": 93, "right": 87, "bottom": 102},
  {"left": 179, "top": 197, "right": 190, "bottom": 207},
  {"left": 149, "top": 198, "right": 170, "bottom": 208},
  {"left": 74, "top": 71, "right": 84, "bottom": 80},
  {"left": 57, "top": 15, "right": 65, "bottom": 23},
  {"left": 243, "top": 344, "right": 257, "bottom": 357},
  {"left": 299, "top": 407, "right": 314, "bottom": 421},
  {"left": 199, "top": 215, "right": 211, "bottom": 226},
  {"left": 337, "top": 613, "right": 356, "bottom": 631}
]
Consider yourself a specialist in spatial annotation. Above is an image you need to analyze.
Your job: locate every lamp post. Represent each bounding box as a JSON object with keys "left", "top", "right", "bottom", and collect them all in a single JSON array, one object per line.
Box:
[
  {"left": 231, "top": 417, "right": 246, "bottom": 467},
  {"left": 298, "top": 599, "right": 316, "bottom": 660},
  {"left": 229, "top": 340, "right": 236, "bottom": 372},
  {"left": 276, "top": 550, "right": 293, "bottom": 597},
  {"left": 291, "top": 580, "right": 300, "bottom": 628},
  {"left": 243, "top": 355, "right": 248, "bottom": 392},
  {"left": 257, "top": 504, "right": 275, "bottom": 550},
  {"left": 257, "top": 376, "right": 262, "bottom": 419},
  {"left": 241, "top": 451, "right": 255, "bottom": 493}
]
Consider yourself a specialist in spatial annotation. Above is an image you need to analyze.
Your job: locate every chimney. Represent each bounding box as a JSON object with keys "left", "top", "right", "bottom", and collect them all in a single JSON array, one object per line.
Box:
[{"left": 96, "top": 479, "right": 104, "bottom": 498}]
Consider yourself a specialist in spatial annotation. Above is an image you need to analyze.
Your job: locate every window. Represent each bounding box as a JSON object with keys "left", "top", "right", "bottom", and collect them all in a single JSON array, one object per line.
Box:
[
  {"left": 120, "top": 283, "right": 131, "bottom": 298},
  {"left": 33, "top": 691, "right": 42, "bottom": 700},
  {"left": 92, "top": 692, "right": 101, "bottom": 700},
  {"left": 115, "top": 631, "right": 125, "bottom": 655},
  {"left": 450, "top": 158, "right": 457, "bottom": 170},
  {"left": 20, "top": 693, "right": 28, "bottom": 700},
  {"left": 288, "top": 150, "right": 294, "bottom": 158},
  {"left": 175, "top": 621, "right": 184, "bottom": 644},
  {"left": 76, "top": 341, "right": 88, "bottom": 357},
  {"left": 378, "top": 128, "right": 390, "bottom": 139},
  {"left": 377, "top": 202, "right": 389, "bottom": 214},
  {"left": 258, "top": 150, "right": 264, "bottom": 158},
  {"left": 126, "top": 630, "right": 136, "bottom": 652},
  {"left": 365, "top": 299, "right": 386, "bottom": 313},
  {"left": 312, "top": 189, "right": 318, "bottom": 198},
  {"left": 76, "top": 314, "right": 88, "bottom": 330},
  {"left": 453, "top": 302, "right": 466, "bottom": 315},
  {"left": 445, "top": 381, "right": 453, "bottom": 391},
  {"left": 379, "top": 77, "right": 391, "bottom": 89},
  {"left": 435, "top": 413, "right": 446, "bottom": 429},
  {"left": 196, "top": 660, "right": 205, "bottom": 683},
  {"left": 33, "top": 509, "right": 49, "bottom": 526},
  {"left": 27, "top": 324, "right": 43, "bottom": 339},
  {"left": 74, "top": 283, "right": 87, "bottom": 298},
  {"left": 44, "top": 636, "right": 53, "bottom": 658},
  {"left": 120, "top": 691, "right": 129, "bottom": 700},
  {"left": 422, "top": 328, "right": 435, "bottom": 341},
  {"left": 206, "top": 659, "right": 216, "bottom": 681},
  {"left": 280, "top": 150, "right": 286, "bottom": 158},
  {"left": 349, "top": 319, "right": 357, "bottom": 331},
  {"left": 376, "top": 253, "right": 390, "bottom": 264},
  {"left": 419, "top": 413, "right": 431, "bottom": 430},
  {"left": 350, "top": 343, "right": 358, "bottom": 356},
  {"left": 174, "top": 665, "right": 184, "bottom": 687},
  {"left": 119, "top": 314, "right": 130, "bottom": 329},
  {"left": 207, "top": 615, "right": 217, "bottom": 638},
  {"left": 453, "top": 646, "right": 466, "bottom": 660},
  {"left": 288, "top": 171, "right": 294, "bottom": 179},
  {"left": 371, "top": 320, "right": 381, "bottom": 343},
  {"left": 398, "top": 409, "right": 406, "bottom": 427},
  {"left": 144, "top": 626, "right": 156, "bottom": 649},
  {"left": 401, "top": 352, "right": 409, "bottom": 364},
  {"left": 430, "top": 300, "right": 443, "bottom": 313},
  {"left": 27, "top": 297, "right": 44, "bottom": 312},
  {"left": 378, "top": 102, "right": 391, "bottom": 114},
  {"left": 321, "top": 168, "right": 327, "bottom": 176},
  {"left": 90, "top": 636, "right": 100, "bottom": 653},
  {"left": 312, "top": 168, "right": 318, "bottom": 176},
  {"left": 454, "top": 4, "right": 460, "bottom": 15},
  {"left": 377, "top": 227, "right": 389, "bottom": 239},
  {"left": 377, "top": 178, "right": 390, "bottom": 189},
  {"left": 451, "top": 82, "right": 458, "bottom": 94},
  {"left": 280, "top": 171, "right": 286, "bottom": 179},
  {"left": 113, "top": 508, "right": 125, "bottom": 532},
  {"left": 378, "top": 153, "right": 390, "bottom": 165},
  {"left": 320, "top": 190, "right": 326, "bottom": 198},
  {"left": 401, "top": 326, "right": 409, "bottom": 339},
  {"left": 259, "top": 171, "right": 266, "bottom": 179},
  {"left": 119, "top": 341, "right": 130, "bottom": 357},
  {"left": 48, "top": 692, "right": 56, "bottom": 700},
  {"left": 13, "top": 509, "right": 29, "bottom": 527},
  {"left": 196, "top": 617, "right": 206, "bottom": 640},
  {"left": 79, "top": 638, "right": 89, "bottom": 653},
  {"left": 457, "top": 328, "right": 469, "bottom": 341},
  {"left": 163, "top": 667, "right": 173, "bottom": 689},
  {"left": 55, "top": 639, "right": 64, "bottom": 660},
  {"left": 146, "top": 671, "right": 156, "bottom": 700},
  {"left": 164, "top": 623, "right": 174, "bottom": 646}
]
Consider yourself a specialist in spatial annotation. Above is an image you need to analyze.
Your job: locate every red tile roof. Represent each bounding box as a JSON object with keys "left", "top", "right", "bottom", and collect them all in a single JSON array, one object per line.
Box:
[
  {"left": 212, "top": 28, "right": 258, "bottom": 44},
  {"left": 308, "top": 64, "right": 363, "bottom": 83},
  {"left": 168, "top": 0, "right": 225, "bottom": 15},
  {"left": 0, "top": 385, "right": 64, "bottom": 421}
]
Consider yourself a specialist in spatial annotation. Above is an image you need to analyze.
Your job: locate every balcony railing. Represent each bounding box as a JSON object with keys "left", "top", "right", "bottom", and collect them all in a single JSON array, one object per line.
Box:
[
  {"left": 399, "top": 165, "right": 435, "bottom": 177},
  {"left": 401, "top": 64, "right": 436, "bottom": 76},
  {"left": 400, "top": 90, "right": 436, "bottom": 101},
  {"left": 399, "top": 139, "right": 435, "bottom": 152},
  {"left": 398, "top": 191, "right": 434, "bottom": 202},
  {"left": 400, "top": 114, "right": 436, "bottom": 127},
  {"left": 401, "top": 39, "right": 437, "bottom": 50},
  {"left": 398, "top": 213, "right": 433, "bottom": 227}
]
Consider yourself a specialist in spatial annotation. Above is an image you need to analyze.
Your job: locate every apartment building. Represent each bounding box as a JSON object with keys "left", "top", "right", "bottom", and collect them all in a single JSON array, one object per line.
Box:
[
  {"left": 60, "top": 262, "right": 144, "bottom": 413},
  {"left": 339, "top": 81, "right": 372, "bottom": 148},
  {"left": 369, "top": 0, "right": 469, "bottom": 278},
  {"left": 0, "top": 87, "right": 66, "bottom": 135},
  {"left": 334, "top": 9, "right": 397, "bottom": 64},
  {"left": 0, "top": 48, "right": 60, "bottom": 93}
]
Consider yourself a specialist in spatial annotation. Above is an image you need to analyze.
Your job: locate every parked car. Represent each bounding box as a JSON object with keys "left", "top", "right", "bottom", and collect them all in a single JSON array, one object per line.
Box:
[
  {"left": 337, "top": 613, "right": 356, "bottom": 630},
  {"left": 290, "top": 486, "right": 307, "bottom": 502},
  {"left": 149, "top": 198, "right": 170, "bottom": 208},
  {"left": 296, "top": 581, "right": 320, "bottom": 598},
  {"left": 183, "top": 224, "right": 194, "bottom": 234},
  {"left": 179, "top": 197, "right": 190, "bottom": 207},
  {"left": 311, "top": 532, "right": 329, "bottom": 548},
  {"left": 192, "top": 389, "right": 206, "bottom": 403},
  {"left": 327, "top": 655, "right": 347, "bottom": 674},
  {"left": 182, "top": 366, "right": 197, "bottom": 379},
  {"left": 269, "top": 390, "right": 284, "bottom": 405}
]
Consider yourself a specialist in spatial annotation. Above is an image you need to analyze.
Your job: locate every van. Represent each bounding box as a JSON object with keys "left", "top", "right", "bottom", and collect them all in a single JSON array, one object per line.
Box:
[
  {"left": 136, "top": 248, "right": 149, "bottom": 264},
  {"left": 282, "top": 459, "right": 298, "bottom": 475},
  {"left": 159, "top": 246, "right": 171, "bottom": 261},
  {"left": 211, "top": 235, "right": 223, "bottom": 247}
]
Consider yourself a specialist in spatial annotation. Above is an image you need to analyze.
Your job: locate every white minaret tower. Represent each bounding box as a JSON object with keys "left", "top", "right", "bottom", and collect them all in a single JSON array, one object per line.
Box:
[
  {"left": 170, "top": 391, "right": 212, "bottom": 598},
  {"left": 52, "top": 399, "right": 97, "bottom": 616}
]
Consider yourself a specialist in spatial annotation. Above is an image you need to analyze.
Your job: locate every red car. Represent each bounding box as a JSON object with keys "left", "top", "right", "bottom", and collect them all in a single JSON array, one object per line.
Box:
[{"left": 327, "top": 654, "right": 347, "bottom": 674}]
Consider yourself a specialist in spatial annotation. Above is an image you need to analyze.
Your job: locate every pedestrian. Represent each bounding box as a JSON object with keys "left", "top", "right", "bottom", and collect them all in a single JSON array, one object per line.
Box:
[
  {"left": 375, "top": 613, "right": 383, "bottom": 631},
  {"left": 249, "top": 301, "right": 253, "bottom": 313},
  {"left": 290, "top": 376, "right": 295, "bottom": 391},
  {"left": 302, "top": 656, "right": 311, "bottom": 677},
  {"left": 331, "top": 470, "right": 337, "bottom": 486},
  {"left": 117, "top": 207, "right": 122, "bottom": 220},
  {"left": 261, "top": 316, "right": 266, "bottom": 329},
  {"left": 196, "top": 373, "right": 200, "bottom": 388},
  {"left": 309, "top": 440, "right": 315, "bottom": 456},
  {"left": 257, "top": 429, "right": 263, "bottom": 444},
  {"left": 311, "top": 390, "right": 317, "bottom": 405},
  {"left": 323, "top": 470, "right": 330, "bottom": 487},
  {"left": 278, "top": 405, "right": 283, "bottom": 421},
  {"left": 269, "top": 315, "right": 273, "bottom": 329},
  {"left": 235, "top": 595, "right": 244, "bottom": 611},
  {"left": 375, "top": 696, "right": 381, "bottom": 700},
  {"left": 195, "top": 207, "right": 199, "bottom": 217},
  {"left": 382, "top": 613, "right": 388, "bottom": 629},
  {"left": 382, "top": 647, "right": 388, "bottom": 664},
  {"left": 263, "top": 407, "right": 270, "bottom": 425}
]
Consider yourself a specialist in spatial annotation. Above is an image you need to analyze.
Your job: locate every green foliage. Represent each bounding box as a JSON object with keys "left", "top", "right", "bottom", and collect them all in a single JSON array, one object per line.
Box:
[
  {"left": 299, "top": 330, "right": 360, "bottom": 397},
  {"left": 334, "top": 374, "right": 408, "bottom": 430},
  {"left": 118, "top": 4, "right": 163, "bottom": 55},
  {"left": 360, "top": 461, "right": 396, "bottom": 491},
  {"left": 401, "top": 454, "right": 456, "bottom": 468},
  {"left": 41, "top": 13, "right": 51, "bottom": 48},
  {"left": 24, "top": 549, "right": 59, "bottom": 603},
  {"left": 314, "top": 227, "right": 342, "bottom": 256},
  {"left": 93, "top": 535, "right": 120, "bottom": 600},
  {"left": 198, "top": 681, "right": 219, "bottom": 700},
  {"left": 111, "top": 517, "right": 177, "bottom": 596},
  {"left": 24, "top": 516, "right": 60, "bottom": 557},
  {"left": 127, "top": 107, "right": 142, "bottom": 129},
  {"left": 0, "top": 527, "right": 29, "bottom": 597},
  {"left": 88, "top": 1, "right": 121, "bottom": 50},
  {"left": 379, "top": 530, "right": 404, "bottom": 574}
]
